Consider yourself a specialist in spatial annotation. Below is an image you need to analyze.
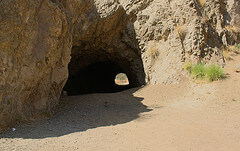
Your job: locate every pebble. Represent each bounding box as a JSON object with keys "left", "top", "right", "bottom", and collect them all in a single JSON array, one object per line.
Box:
[{"left": 235, "top": 64, "right": 240, "bottom": 72}]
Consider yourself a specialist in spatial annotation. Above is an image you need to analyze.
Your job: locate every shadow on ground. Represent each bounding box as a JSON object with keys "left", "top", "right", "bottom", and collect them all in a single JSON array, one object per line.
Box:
[{"left": 0, "top": 88, "right": 152, "bottom": 139}]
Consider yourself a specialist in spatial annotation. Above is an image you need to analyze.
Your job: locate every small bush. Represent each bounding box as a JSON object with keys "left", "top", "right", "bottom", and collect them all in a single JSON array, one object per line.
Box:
[
  {"left": 191, "top": 63, "right": 206, "bottom": 79},
  {"left": 205, "top": 64, "right": 224, "bottom": 81},
  {"left": 184, "top": 62, "right": 224, "bottom": 82},
  {"left": 176, "top": 25, "right": 186, "bottom": 40}
]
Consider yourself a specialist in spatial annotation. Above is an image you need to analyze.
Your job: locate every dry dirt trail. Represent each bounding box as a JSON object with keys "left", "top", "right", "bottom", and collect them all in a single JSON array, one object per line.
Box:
[{"left": 0, "top": 55, "right": 240, "bottom": 151}]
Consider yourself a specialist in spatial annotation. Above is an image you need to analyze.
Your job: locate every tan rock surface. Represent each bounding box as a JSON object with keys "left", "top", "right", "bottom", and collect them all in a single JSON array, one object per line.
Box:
[
  {"left": 0, "top": 0, "right": 71, "bottom": 128},
  {"left": 0, "top": 0, "right": 239, "bottom": 129}
]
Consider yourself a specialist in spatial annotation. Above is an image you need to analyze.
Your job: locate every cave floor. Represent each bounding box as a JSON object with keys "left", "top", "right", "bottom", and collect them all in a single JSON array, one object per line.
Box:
[{"left": 1, "top": 55, "right": 240, "bottom": 151}]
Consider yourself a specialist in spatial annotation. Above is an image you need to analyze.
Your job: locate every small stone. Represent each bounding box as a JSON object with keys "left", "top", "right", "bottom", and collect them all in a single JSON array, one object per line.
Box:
[
  {"left": 235, "top": 64, "right": 240, "bottom": 73},
  {"left": 104, "top": 101, "right": 110, "bottom": 107}
]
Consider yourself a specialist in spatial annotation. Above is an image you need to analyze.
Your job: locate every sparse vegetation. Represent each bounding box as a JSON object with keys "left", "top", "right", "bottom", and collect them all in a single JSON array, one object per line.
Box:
[
  {"left": 222, "top": 44, "right": 240, "bottom": 61},
  {"left": 196, "top": 0, "right": 210, "bottom": 23},
  {"left": 228, "top": 44, "right": 240, "bottom": 53},
  {"left": 198, "top": 0, "right": 206, "bottom": 7},
  {"left": 222, "top": 50, "right": 232, "bottom": 61},
  {"left": 176, "top": 25, "right": 187, "bottom": 40},
  {"left": 205, "top": 64, "right": 224, "bottom": 82},
  {"left": 225, "top": 25, "right": 240, "bottom": 43},
  {"left": 191, "top": 63, "right": 206, "bottom": 79},
  {"left": 182, "top": 61, "right": 192, "bottom": 72},
  {"left": 225, "top": 25, "right": 240, "bottom": 34},
  {"left": 148, "top": 45, "right": 159, "bottom": 60},
  {"left": 183, "top": 62, "right": 224, "bottom": 82}
]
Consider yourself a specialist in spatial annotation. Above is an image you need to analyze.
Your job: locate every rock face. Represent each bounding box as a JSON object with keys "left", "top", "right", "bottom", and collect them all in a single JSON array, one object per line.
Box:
[
  {"left": 0, "top": 0, "right": 239, "bottom": 128},
  {"left": 0, "top": 0, "right": 71, "bottom": 128}
]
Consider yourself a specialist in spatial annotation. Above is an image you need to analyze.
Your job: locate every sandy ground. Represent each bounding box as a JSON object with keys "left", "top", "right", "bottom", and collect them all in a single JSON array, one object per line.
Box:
[{"left": 0, "top": 54, "right": 240, "bottom": 151}]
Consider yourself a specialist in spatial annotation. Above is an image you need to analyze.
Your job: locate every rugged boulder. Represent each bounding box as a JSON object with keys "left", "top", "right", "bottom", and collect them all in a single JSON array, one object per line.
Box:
[
  {"left": 0, "top": 0, "right": 72, "bottom": 128},
  {"left": 0, "top": 0, "right": 239, "bottom": 129}
]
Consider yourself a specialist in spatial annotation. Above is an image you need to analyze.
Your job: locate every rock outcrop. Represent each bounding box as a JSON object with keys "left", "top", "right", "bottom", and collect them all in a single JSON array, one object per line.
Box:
[
  {"left": 0, "top": 0, "right": 239, "bottom": 129},
  {"left": 0, "top": 0, "right": 71, "bottom": 128}
]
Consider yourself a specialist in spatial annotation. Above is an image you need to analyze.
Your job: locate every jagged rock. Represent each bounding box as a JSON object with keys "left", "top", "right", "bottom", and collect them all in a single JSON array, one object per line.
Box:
[
  {"left": 0, "top": 0, "right": 239, "bottom": 129},
  {"left": 0, "top": 0, "right": 71, "bottom": 128}
]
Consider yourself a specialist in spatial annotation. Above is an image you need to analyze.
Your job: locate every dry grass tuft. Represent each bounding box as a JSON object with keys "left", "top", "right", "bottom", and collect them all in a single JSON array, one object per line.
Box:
[
  {"left": 148, "top": 45, "right": 159, "bottom": 60},
  {"left": 182, "top": 61, "right": 192, "bottom": 72},
  {"left": 222, "top": 44, "right": 240, "bottom": 61},
  {"left": 225, "top": 25, "right": 240, "bottom": 34},
  {"left": 224, "top": 44, "right": 240, "bottom": 54},
  {"left": 222, "top": 50, "right": 232, "bottom": 61},
  {"left": 227, "top": 45, "right": 240, "bottom": 54},
  {"left": 176, "top": 25, "right": 187, "bottom": 40},
  {"left": 198, "top": 0, "right": 206, "bottom": 7}
]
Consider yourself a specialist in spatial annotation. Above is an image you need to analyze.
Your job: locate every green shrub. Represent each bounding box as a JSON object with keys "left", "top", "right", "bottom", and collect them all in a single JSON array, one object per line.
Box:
[
  {"left": 184, "top": 62, "right": 224, "bottom": 82},
  {"left": 205, "top": 64, "right": 224, "bottom": 81},
  {"left": 191, "top": 63, "right": 206, "bottom": 79}
]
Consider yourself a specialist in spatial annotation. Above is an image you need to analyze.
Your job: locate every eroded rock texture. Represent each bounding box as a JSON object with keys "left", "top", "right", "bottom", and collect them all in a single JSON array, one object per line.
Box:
[
  {"left": 0, "top": 0, "right": 71, "bottom": 128},
  {"left": 0, "top": 0, "right": 239, "bottom": 128}
]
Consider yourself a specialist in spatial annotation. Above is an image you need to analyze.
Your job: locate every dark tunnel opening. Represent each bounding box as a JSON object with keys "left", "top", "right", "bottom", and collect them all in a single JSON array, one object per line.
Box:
[
  {"left": 61, "top": 2, "right": 147, "bottom": 96},
  {"left": 64, "top": 61, "right": 135, "bottom": 96}
]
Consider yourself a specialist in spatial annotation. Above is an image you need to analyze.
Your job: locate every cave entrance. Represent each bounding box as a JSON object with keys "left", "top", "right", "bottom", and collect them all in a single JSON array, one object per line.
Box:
[
  {"left": 63, "top": 46, "right": 146, "bottom": 96},
  {"left": 64, "top": 61, "right": 136, "bottom": 96}
]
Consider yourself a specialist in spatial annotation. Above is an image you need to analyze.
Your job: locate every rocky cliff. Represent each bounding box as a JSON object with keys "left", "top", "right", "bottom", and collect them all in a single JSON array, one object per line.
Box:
[{"left": 0, "top": 0, "right": 239, "bottom": 129}]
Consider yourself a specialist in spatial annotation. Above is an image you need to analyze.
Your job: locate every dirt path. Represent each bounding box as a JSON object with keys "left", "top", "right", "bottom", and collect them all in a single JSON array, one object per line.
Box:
[{"left": 1, "top": 55, "right": 240, "bottom": 151}]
